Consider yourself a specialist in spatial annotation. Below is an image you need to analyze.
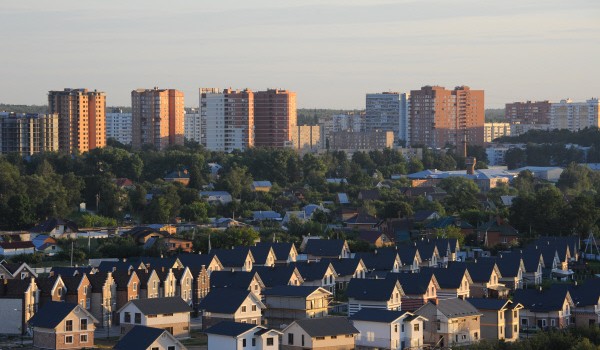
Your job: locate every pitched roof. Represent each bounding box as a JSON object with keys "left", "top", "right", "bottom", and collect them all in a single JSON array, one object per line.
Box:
[
  {"left": 0, "top": 278, "right": 33, "bottom": 296},
  {"left": 349, "top": 308, "right": 409, "bottom": 323},
  {"left": 346, "top": 278, "right": 401, "bottom": 301},
  {"left": 36, "top": 275, "right": 61, "bottom": 296},
  {"left": 387, "top": 272, "right": 436, "bottom": 295},
  {"left": 413, "top": 210, "right": 439, "bottom": 222},
  {"left": 263, "top": 285, "right": 328, "bottom": 298},
  {"left": 176, "top": 253, "right": 219, "bottom": 269},
  {"left": 112, "top": 270, "right": 136, "bottom": 291},
  {"left": 434, "top": 298, "right": 481, "bottom": 318},
  {"left": 255, "top": 242, "right": 296, "bottom": 261},
  {"left": 199, "top": 289, "right": 256, "bottom": 314},
  {"left": 126, "top": 297, "right": 191, "bottom": 315},
  {"left": 252, "top": 211, "right": 281, "bottom": 221},
  {"left": 358, "top": 231, "right": 389, "bottom": 244},
  {"left": 359, "top": 189, "right": 381, "bottom": 201},
  {"left": 291, "top": 261, "right": 335, "bottom": 282},
  {"left": 210, "top": 271, "right": 260, "bottom": 290},
  {"left": 513, "top": 288, "right": 572, "bottom": 312},
  {"left": 396, "top": 245, "right": 419, "bottom": 265},
  {"left": 426, "top": 216, "right": 473, "bottom": 230},
  {"left": 303, "top": 239, "right": 347, "bottom": 257},
  {"left": 28, "top": 302, "right": 79, "bottom": 328},
  {"left": 252, "top": 265, "right": 302, "bottom": 288},
  {"left": 205, "top": 321, "right": 258, "bottom": 337},
  {"left": 97, "top": 260, "right": 138, "bottom": 273},
  {"left": 467, "top": 298, "right": 512, "bottom": 310},
  {"left": 354, "top": 248, "right": 400, "bottom": 271},
  {"left": 249, "top": 245, "right": 274, "bottom": 265},
  {"left": 0, "top": 241, "right": 35, "bottom": 249},
  {"left": 420, "top": 265, "right": 471, "bottom": 289},
  {"left": 87, "top": 272, "right": 111, "bottom": 292},
  {"left": 211, "top": 247, "right": 252, "bottom": 267},
  {"left": 344, "top": 212, "right": 379, "bottom": 225},
  {"left": 482, "top": 254, "right": 523, "bottom": 278},
  {"left": 30, "top": 218, "right": 78, "bottom": 233},
  {"left": 114, "top": 325, "right": 170, "bottom": 350},
  {"left": 292, "top": 317, "right": 359, "bottom": 337},
  {"left": 448, "top": 261, "right": 499, "bottom": 283},
  {"left": 61, "top": 275, "right": 86, "bottom": 294},
  {"left": 321, "top": 258, "right": 363, "bottom": 277},
  {"left": 50, "top": 266, "right": 94, "bottom": 277}
]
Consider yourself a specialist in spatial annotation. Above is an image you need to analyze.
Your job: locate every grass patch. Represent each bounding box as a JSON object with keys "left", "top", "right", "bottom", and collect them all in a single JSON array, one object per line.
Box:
[
  {"left": 181, "top": 331, "right": 207, "bottom": 346},
  {"left": 95, "top": 336, "right": 120, "bottom": 349}
]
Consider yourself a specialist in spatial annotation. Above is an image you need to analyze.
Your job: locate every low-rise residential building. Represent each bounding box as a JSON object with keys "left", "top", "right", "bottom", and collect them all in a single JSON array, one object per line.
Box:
[
  {"left": 210, "top": 271, "right": 265, "bottom": 298},
  {"left": 173, "top": 267, "right": 194, "bottom": 305},
  {"left": 415, "top": 298, "right": 482, "bottom": 348},
  {"left": 563, "top": 280, "right": 600, "bottom": 327},
  {"left": 303, "top": 239, "right": 351, "bottom": 260},
  {"left": 253, "top": 265, "right": 304, "bottom": 288},
  {"left": 0, "top": 277, "right": 39, "bottom": 334},
  {"left": 62, "top": 274, "right": 91, "bottom": 310},
  {"left": 421, "top": 265, "right": 473, "bottom": 300},
  {"left": 346, "top": 278, "right": 404, "bottom": 316},
  {"left": 322, "top": 258, "right": 367, "bottom": 291},
  {"left": 118, "top": 297, "right": 192, "bottom": 338},
  {"left": 292, "top": 261, "right": 338, "bottom": 295},
  {"left": 0, "top": 260, "right": 37, "bottom": 280},
  {"left": 36, "top": 275, "right": 66, "bottom": 307},
  {"left": 281, "top": 317, "right": 359, "bottom": 350},
  {"left": 211, "top": 248, "right": 255, "bottom": 271},
  {"left": 112, "top": 269, "right": 140, "bottom": 311},
  {"left": 450, "top": 261, "right": 508, "bottom": 298},
  {"left": 263, "top": 286, "right": 332, "bottom": 329},
  {"left": 136, "top": 269, "right": 161, "bottom": 299},
  {"left": 350, "top": 308, "right": 427, "bottom": 350},
  {"left": 205, "top": 321, "right": 281, "bottom": 350},
  {"left": 387, "top": 272, "right": 440, "bottom": 312},
  {"left": 199, "top": 289, "right": 265, "bottom": 329},
  {"left": 200, "top": 191, "right": 233, "bottom": 205},
  {"left": 28, "top": 302, "right": 98, "bottom": 350},
  {"left": 513, "top": 288, "right": 574, "bottom": 330},
  {"left": 355, "top": 248, "right": 402, "bottom": 274},
  {"left": 114, "top": 325, "right": 187, "bottom": 350},
  {"left": 254, "top": 242, "right": 298, "bottom": 265},
  {"left": 249, "top": 245, "right": 277, "bottom": 267},
  {"left": 396, "top": 246, "right": 422, "bottom": 273},
  {"left": 0, "top": 241, "right": 36, "bottom": 256},
  {"left": 163, "top": 237, "right": 194, "bottom": 253},
  {"left": 88, "top": 272, "right": 117, "bottom": 327},
  {"left": 468, "top": 298, "right": 523, "bottom": 342}
]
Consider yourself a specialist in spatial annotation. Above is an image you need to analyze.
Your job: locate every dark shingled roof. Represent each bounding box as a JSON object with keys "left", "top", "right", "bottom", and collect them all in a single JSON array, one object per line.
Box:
[
  {"left": 321, "top": 258, "right": 362, "bottom": 277},
  {"left": 0, "top": 261, "right": 23, "bottom": 274},
  {"left": 28, "top": 302, "right": 78, "bottom": 328},
  {"left": 414, "top": 241, "right": 439, "bottom": 261},
  {"left": 349, "top": 308, "right": 409, "bottom": 323},
  {"left": 176, "top": 253, "right": 218, "bottom": 269},
  {"left": 211, "top": 248, "right": 252, "bottom": 268},
  {"left": 210, "top": 271, "right": 259, "bottom": 290},
  {"left": 252, "top": 265, "right": 302, "bottom": 288},
  {"left": 61, "top": 275, "right": 86, "bottom": 295},
  {"left": 87, "top": 272, "right": 111, "bottom": 293},
  {"left": 291, "top": 261, "right": 335, "bottom": 282},
  {"left": 129, "top": 256, "right": 179, "bottom": 270},
  {"left": 127, "top": 296, "right": 191, "bottom": 315},
  {"left": 249, "top": 245, "right": 274, "bottom": 265},
  {"left": 420, "top": 265, "right": 470, "bottom": 289},
  {"left": 255, "top": 242, "right": 296, "bottom": 261},
  {"left": 293, "top": 317, "right": 359, "bottom": 337},
  {"left": 0, "top": 278, "right": 33, "bottom": 296},
  {"left": 344, "top": 213, "right": 379, "bottom": 225},
  {"left": 303, "top": 239, "right": 347, "bottom": 257},
  {"left": 513, "top": 288, "right": 571, "bottom": 312},
  {"left": 386, "top": 272, "right": 435, "bottom": 295},
  {"left": 114, "top": 326, "right": 168, "bottom": 350},
  {"left": 112, "top": 270, "right": 136, "bottom": 291},
  {"left": 467, "top": 298, "right": 512, "bottom": 311},
  {"left": 346, "top": 278, "right": 400, "bottom": 301},
  {"left": 205, "top": 321, "right": 258, "bottom": 337},
  {"left": 30, "top": 218, "right": 78, "bottom": 233},
  {"left": 354, "top": 248, "right": 400, "bottom": 271},
  {"left": 434, "top": 298, "right": 481, "bottom": 318},
  {"left": 199, "top": 289, "right": 255, "bottom": 314},
  {"left": 552, "top": 281, "right": 600, "bottom": 308},
  {"left": 36, "top": 275, "right": 61, "bottom": 296},
  {"left": 263, "top": 285, "right": 326, "bottom": 298},
  {"left": 97, "top": 260, "right": 139, "bottom": 273},
  {"left": 481, "top": 254, "right": 523, "bottom": 278},
  {"left": 50, "top": 266, "right": 94, "bottom": 277},
  {"left": 448, "top": 261, "right": 499, "bottom": 283},
  {"left": 396, "top": 245, "right": 419, "bottom": 265}
]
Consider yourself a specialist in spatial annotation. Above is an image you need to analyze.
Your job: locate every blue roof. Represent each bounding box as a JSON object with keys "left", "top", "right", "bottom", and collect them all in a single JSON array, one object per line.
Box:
[
  {"left": 205, "top": 321, "right": 258, "bottom": 337},
  {"left": 28, "top": 302, "right": 79, "bottom": 328},
  {"left": 337, "top": 193, "right": 350, "bottom": 204},
  {"left": 349, "top": 308, "right": 408, "bottom": 323},
  {"left": 253, "top": 211, "right": 281, "bottom": 221},
  {"left": 252, "top": 181, "right": 272, "bottom": 188}
]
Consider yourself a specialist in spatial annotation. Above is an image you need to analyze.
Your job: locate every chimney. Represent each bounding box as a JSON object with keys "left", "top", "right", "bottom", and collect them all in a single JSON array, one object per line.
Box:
[{"left": 465, "top": 157, "right": 476, "bottom": 175}]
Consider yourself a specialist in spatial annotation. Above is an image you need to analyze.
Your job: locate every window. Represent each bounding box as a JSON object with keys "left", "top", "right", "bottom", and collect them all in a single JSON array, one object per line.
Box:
[
  {"left": 414, "top": 323, "right": 420, "bottom": 331},
  {"left": 242, "top": 338, "right": 247, "bottom": 347},
  {"left": 148, "top": 315, "right": 157, "bottom": 318},
  {"left": 331, "top": 335, "right": 337, "bottom": 339},
  {"left": 65, "top": 335, "right": 73, "bottom": 344},
  {"left": 58, "top": 287, "right": 63, "bottom": 297},
  {"left": 252, "top": 305, "right": 257, "bottom": 312},
  {"left": 80, "top": 318, "right": 88, "bottom": 330},
  {"left": 301, "top": 334, "right": 305, "bottom": 346},
  {"left": 316, "top": 336, "right": 325, "bottom": 340},
  {"left": 168, "top": 347, "right": 175, "bottom": 350},
  {"left": 514, "top": 311, "right": 517, "bottom": 318},
  {"left": 133, "top": 282, "right": 137, "bottom": 291},
  {"left": 474, "top": 332, "right": 479, "bottom": 340},
  {"left": 80, "top": 334, "right": 88, "bottom": 343},
  {"left": 152, "top": 348, "right": 159, "bottom": 350},
  {"left": 252, "top": 338, "right": 256, "bottom": 346},
  {"left": 21, "top": 272, "right": 28, "bottom": 279},
  {"left": 288, "top": 333, "right": 294, "bottom": 344},
  {"left": 65, "top": 320, "right": 73, "bottom": 331},
  {"left": 401, "top": 324, "right": 405, "bottom": 332},
  {"left": 134, "top": 313, "right": 141, "bottom": 324},
  {"left": 521, "top": 318, "right": 528, "bottom": 326},
  {"left": 124, "top": 312, "right": 131, "bottom": 323},
  {"left": 267, "top": 337, "right": 274, "bottom": 346},
  {"left": 394, "top": 324, "right": 398, "bottom": 333},
  {"left": 551, "top": 319, "right": 556, "bottom": 327}
]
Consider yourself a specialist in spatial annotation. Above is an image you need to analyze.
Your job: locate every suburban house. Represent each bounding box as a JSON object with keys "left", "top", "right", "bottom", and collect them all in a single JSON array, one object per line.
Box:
[
  {"left": 387, "top": 272, "right": 440, "bottom": 311},
  {"left": 358, "top": 231, "right": 394, "bottom": 248},
  {"left": 424, "top": 216, "right": 474, "bottom": 237},
  {"left": 156, "top": 267, "right": 177, "bottom": 298},
  {"left": 32, "top": 235, "right": 61, "bottom": 256},
  {"left": 163, "top": 237, "right": 194, "bottom": 254},
  {"left": 123, "top": 227, "right": 168, "bottom": 246},
  {"left": 303, "top": 239, "right": 351, "bottom": 260},
  {"left": 62, "top": 274, "right": 92, "bottom": 310},
  {"left": 0, "top": 277, "right": 39, "bottom": 335},
  {"left": 355, "top": 248, "right": 402, "bottom": 274},
  {"left": 281, "top": 317, "right": 359, "bottom": 350},
  {"left": 249, "top": 245, "right": 277, "bottom": 267},
  {"left": 0, "top": 241, "right": 36, "bottom": 257},
  {"left": 477, "top": 218, "right": 520, "bottom": 247},
  {"left": 253, "top": 211, "right": 282, "bottom": 222},
  {"left": 29, "top": 218, "right": 78, "bottom": 239},
  {"left": 415, "top": 298, "right": 482, "bottom": 348},
  {"left": 396, "top": 245, "right": 422, "bottom": 273},
  {"left": 350, "top": 308, "right": 427, "bottom": 350},
  {"left": 450, "top": 261, "right": 508, "bottom": 298},
  {"left": 346, "top": 278, "right": 404, "bottom": 316},
  {"left": 322, "top": 258, "right": 367, "bottom": 291},
  {"left": 252, "top": 181, "right": 273, "bottom": 192},
  {"left": 210, "top": 270, "right": 266, "bottom": 298},
  {"left": 467, "top": 298, "right": 523, "bottom": 342},
  {"left": 205, "top": 321, "right": 281, "bottom": 350},
  {"left": 164, "top": 169, "right": 190, "bottom": 186},
  {"left": 199, "top": 289, "right": 265, "bottom": 329},
  {"left": 37, "top": 275, "right": 67, "bottom": 306},
  {"left": 211, "top": 248, "right": 255, "bottom": 271},
  {"left": 513, "top": 287, "right": 574, "bottom": 330},
  {"left": 414, "top": 241, "right": 441, "bottom": 268},
  {"left": 421, "top": 265, "right": 473, "bottom": 300},
  {"left": 112, "top": 269, "right": 140, "bottom": 311},
  {"left": 291, "top": 261, "right": 338, "bottom": 295},
  {"left": 253, "top": 265, "right": 304, "bottom": 288},
  {"left": 189, "top": 265, "right": 210, "bottom": 311},
  {"left": 344, "top": 212, "right": 380, "bottom": 231},
  {"left": 562, "top": 280, "right": 600, "bottom": 327},
  {"left": 0, "top": 260, "right": 37, "bottom": 280},
  {"left": 254, "top": 242, "right": 298, "bottom": 265},
  {"left": 200, "top": 191, "right": 233, "bottom": 205},
  {"left": 114, "top": 325, "right": 187, "bottom": 350},
  {"left": 118, "top": 297, "right": 192, "bottom": 338},
  {"left": 173, "top": 267, "right": 194, "bottom": 305},
  {"left": 482, "top": 254, "right": 525, "bottom": 290},
  {"left": 136, "top": 269, "right": 161, "bottom": 299},
  {"left": 28, "top": 301, "right": 98, "bottom": 350},
  {"left": 506, "top": 250, "right": 544, "bottom": 287},
  {"left": 431, "top": 238, "right": 460, "bottom": 265},
  {"left": 88, "top": 271, "right": 117, "bottom": 327},
  {"left": 263, "top": 286, "right": 332, "bottom": 328},
  {"left": 177, "top": 253, "right": 223, "bottom": 273}
]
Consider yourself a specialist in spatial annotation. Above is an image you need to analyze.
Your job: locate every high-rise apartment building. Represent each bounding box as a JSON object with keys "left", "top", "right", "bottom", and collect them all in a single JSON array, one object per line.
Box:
[
  {"left": 484, "top": 122, "right": 511, "bottom": 143},
  {"left": 184, "top": 109, "right": 202, "bottom": 143},
  {"left": 131, "top": 88, "right": 184, "bottom": 150},
  {"left": 106, "top": 108, "right": 132, "bottom": 145},
  {"left": 331, "top": 113, "right": 364, "bottom": 132},
  {"left": 505, "top": 101, "right": 551, "bottom": 124},
  {"left": 254, "top": 89, "right": 297, "bottom": 148},
  {"left": 48, "top": 88, "right": 106, "bottom": 153},
  {"left": 329, "top": 130, "right": 394, "bottom": 151},
  {"left": 200, "top": 88, "right": 254, "bottom": 152},
  {"left": 550, "top": 98, "right": 600, "bottom": 131},
  {"left": 409, "top": 86, "right": 484, "bottom": 148},
  {"left": 365, "top": 92, "right": 409, "bottom": 144},
  {"left": 0, "top": 112, "right": 59, "bottom": 155},
  {"left": 291, "top": 125, "right": 322, "bottom": 155}
]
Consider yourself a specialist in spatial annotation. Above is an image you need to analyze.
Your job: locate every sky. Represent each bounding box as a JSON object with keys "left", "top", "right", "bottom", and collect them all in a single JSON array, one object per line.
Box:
[{"left": 1, "top": 0, "right": 599, "bottom": 109}]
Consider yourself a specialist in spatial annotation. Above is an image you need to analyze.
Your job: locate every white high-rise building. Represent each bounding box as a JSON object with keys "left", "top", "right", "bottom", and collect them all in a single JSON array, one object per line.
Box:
[
  {"left": 331, "top": 113, "right": 363, "bottom": 132},
  {"left": 550, "top": 98, "right": 600, "bottom": 131},
  {"left": 106, "top": 110, "right": 132, "bottom": 145},
  {"left": 484, "top": 122, "right": 511, "bottom": 143},
  {"left": 184, "top": 109, "right": 202, "bottom": 142},
  {"left": 365, "top": 92, "right": 409, "bottom": 145},
  {"left": 200, "top": 88, "right": 254, "bottom": 152}
]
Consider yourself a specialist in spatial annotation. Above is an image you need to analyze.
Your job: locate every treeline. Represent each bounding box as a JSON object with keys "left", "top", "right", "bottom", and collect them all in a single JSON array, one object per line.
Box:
[{"left": 496, "top": 127, "right": 600, "bottom": 146}]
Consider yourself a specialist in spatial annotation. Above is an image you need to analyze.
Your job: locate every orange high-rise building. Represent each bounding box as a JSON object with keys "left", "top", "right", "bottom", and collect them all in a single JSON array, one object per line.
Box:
[
  {"left": 254, "top": 89, "right": 297, "bottom": 148},
  {"left": 409, "top": 86, "right": 484, "bottom": 148},
  {"left": 131, "top": 88, "right": 184, "bottom": 150},
  {"left": 48, "top": 88, "right": 106, "bottom": 153}
]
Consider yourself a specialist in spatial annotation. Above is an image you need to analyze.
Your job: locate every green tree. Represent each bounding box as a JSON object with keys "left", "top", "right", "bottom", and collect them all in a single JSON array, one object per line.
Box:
[
  {"left": 180, "top": 201, "right": 209, "bottom": 223},
  {"left": 439, "top": 177, "right": 480, "bottom": 213}
]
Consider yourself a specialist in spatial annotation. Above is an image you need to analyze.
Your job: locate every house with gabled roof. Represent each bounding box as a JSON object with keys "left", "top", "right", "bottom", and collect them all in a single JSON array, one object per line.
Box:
[
  {"left": 291, "top": 261, "right": 338, "bottom": 295},
  {"left": 477, "top": 217, "right": 520, "bottom": 247},
  {"left": 450, "top": 261, "right": 508, "bottom": 298},
  {"left": 177, "top": 253, "right": 223, "bottom": 273},
  {"left": 358, "top": 189, "right": 381, "bottom": 201},
  {"left": 254, "top": 242, "right": 298, "bottom": 265},
  {"left": 482, "top": 254, "right": 525, "bottom": 290},
  {"left": 321, "top": 258, "right": 367, "bottom": 291},
  {"left": 28, "top": 301, "right": 98, "bottom": 350},
  {"left": 88, "top": 271, "right": 117, "bottom": 327},
  {"left": 206, "top": 321, "right": 281, "bottom": 350},
  {"left": 0, "top": 241, "right": 35, "bottom": 256},
  {"left": 421, "top": 265, "right": 473, "bottom": 300},
  {"left": 112, "top": 269, "right": 140, "bottom": 311},
  {"left": 263, "top": 286, "right": 333, "bottom": 328},
  {"left": 344, "top": 212, "right": 379, "bottom": 231},
  {"left": 37, "top": 274, "right": 67, "bottom": 307},
  {"left": 354, "top": 247, "right": 402, "bottom": 273},
  {"left": 200, "top": 191, "right": 233, "bottom": 205},
  {"left": 350, "top": 308, "right": 427, "bottom": 350},
  {"left": 346, "top": 278, "right": 404, "bottom": 316},
  {"left": 249, "top": 245, "right": 277, "bottom": 267},
  {"left": 358, "top": 231, "right": 393, "bottom": 248},
  {"left": 210, "top": 271, "right": 265, "bottom": 298},
  {"left": 173, "top": 267, "right": 194, "bottom": 305},
  {"left": 62, "top": 273, "right": 91, "bottom": 310},
  {"left": 30, "top": 218, "right": 78, "bottom": 239},
  {"left": 199, "top": 289, "right": 265, "bottom": 329},
  {"left": 562, "top": 279, "right": 600, "bottom": 327},
  {"left": 136, "top": 269, "right": 161, "bottom": 299},
  {"left": 155, "top": 267, "right": 177, "bottom": 298},
  {"left": 118, "top": 296, "right": 192, "bottom": 338},
  {"left": 414, "top": 298, "right": 482, "bottom": 348},
  {"left": 281, "top": 317, "right": 359, "bottom": 350},
  {"left": 467, "top": 298, "right": 523, "bottom": 342},
  {"left": 0, "top": 260, "right": 37, "bottom": 280},
  {"left": 188, "top": 265, "right": 210, "bottom": 312},
  {"left": 114, "top": 325, "right": 187, "bottom": 350},
  {"left": 252, "top": 210, "right": 282, "bottom": 222},
  {"left": 50, "top": 266, "right": 95, "bottom": 277},
  {"left": 414, "top": 240, "right": 441, "bottom": 268},
  {"left": 513, "top": 287, "right": 574, "bottom": 330},
  {"left": 429, "top": 238, "right": 460, "bottom": 265},
  {"left": 252, "top": 265, "right": 304, "bottom": 288},
  {"left": 0, "top": 277, "right": 39, "bottom": 334},
  {"left": 387, "top": 272, "right": 440, "bottom": 311},
  {"left": 211, "top": 247, "right": 255, "bottom": 271},
  {"left": 396, "top": 245, "right": 422, "bottom": 272},
  {"left": 303, "top": 239, "right": 351, "bottom": 260}
]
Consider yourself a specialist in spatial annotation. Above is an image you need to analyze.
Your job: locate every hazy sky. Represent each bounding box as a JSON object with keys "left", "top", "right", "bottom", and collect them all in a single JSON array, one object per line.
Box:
[{"left": 1, "top": 0, "right": 599, "bottom": 108}]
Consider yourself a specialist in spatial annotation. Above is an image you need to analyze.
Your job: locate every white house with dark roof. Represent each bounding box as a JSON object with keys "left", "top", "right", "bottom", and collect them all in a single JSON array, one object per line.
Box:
[
  {"left": 205, "top": 321, "right": 281, "bottom": 350},
  {"left": 350, "top": 308, "right": 427, "bottom": 350},
  {"left": 199, "top": 288, "right": 265, "bottom": 329},
  {"left": 346, "top": 278, "right": 404, "bottom": 316},
  {"left": 117, "top": 296, "right": 192, "bottom": 338},
  {"left": 281, "top": 317, "right": 359, "bottom": 350},
  {"left": 114, "top": 325, "right": 187, "bottom": 350}
]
